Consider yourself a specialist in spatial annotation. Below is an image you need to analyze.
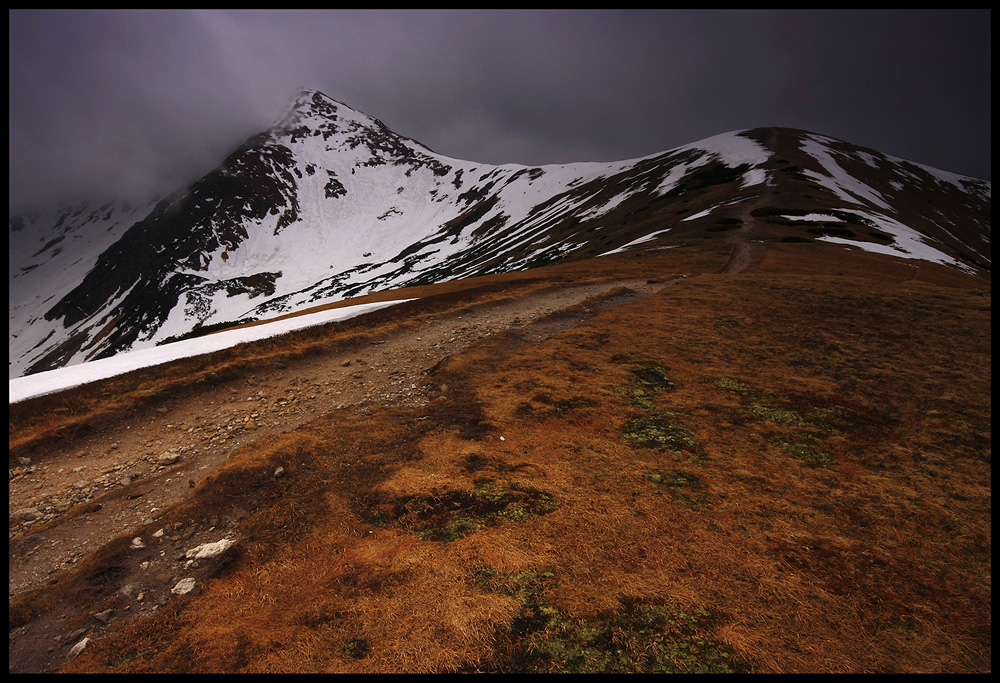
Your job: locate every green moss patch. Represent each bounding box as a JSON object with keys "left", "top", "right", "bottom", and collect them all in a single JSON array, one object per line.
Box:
[
  {"left": 365, "top": 478, "right": 557, "bottom": 543},
  {"left": 335, "top": 637, "right": 370, "bottom": 660},
  {"left": 614, "top": 359, "right": 697, "bottom": 454},
  {"left": 516, "top": 392, "right": 600, "bottom": 419},
  {"left": 747, "top": 401, "right": 807, "bottom": 426},
  {"left": 645, "top": 470, "right": 710, "bottom": 507},
  {"left": 624, "top": 415, "right": 698, "bottom": 453},
  {"left": 714, "top": 376, "right": 860, "bottom": 468},
  {"left": 645, "top": 470, "right": 705, "bottom": 491},
  {"left": 629, "top": 363, "right": 679, "bottom": 393},
  {"left": 473, "top": 569, "right": 740, "bottom": 674},
  {"left": 765, "top": 433, "right": 832, "bottom": 468},
  {"left": 472, "top": 567, "right": 556, "bottom": 611},
  {"left": 713, "top": 376, "right": 754, "bottom": 396},
  {"left": 613, "top": 362, "right": 679, "bottom": 411}
]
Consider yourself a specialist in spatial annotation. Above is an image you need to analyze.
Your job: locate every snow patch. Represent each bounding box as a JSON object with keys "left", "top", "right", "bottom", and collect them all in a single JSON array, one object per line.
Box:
[
  {"left": 598, "top": 229, "right": 674, "bottom": 256},
  {"left": 816, "top": 211, "right": 975, "bottom": 273},
  {"left": 9, "top": 298, "right": 413, "bottom": 404},
  {"left": 801, "top": 135, "right": 892, "bottom": 211}
]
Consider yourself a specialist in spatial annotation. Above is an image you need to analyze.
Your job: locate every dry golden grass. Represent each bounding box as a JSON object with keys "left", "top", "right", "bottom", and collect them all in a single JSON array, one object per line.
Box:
[{"left": 11, "top": 239, "right": 991, "bottom": 673}]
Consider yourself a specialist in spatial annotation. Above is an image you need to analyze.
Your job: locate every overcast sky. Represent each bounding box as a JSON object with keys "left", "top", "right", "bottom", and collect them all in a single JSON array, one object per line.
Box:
[{"left": 8, "top": 9, "right": 991, "bottom": 214}]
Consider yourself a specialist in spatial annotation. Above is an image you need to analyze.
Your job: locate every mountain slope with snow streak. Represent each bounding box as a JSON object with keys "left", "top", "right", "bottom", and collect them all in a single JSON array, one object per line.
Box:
[{"left": 9, "top": 91, "right": 989, "bottom": 379}]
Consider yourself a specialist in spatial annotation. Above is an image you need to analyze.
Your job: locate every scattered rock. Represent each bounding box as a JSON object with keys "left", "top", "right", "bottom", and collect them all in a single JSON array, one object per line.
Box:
[
  {"left": 68, "top": 637, "right": 90, "bottom": 658},
  {"left": 185, "top": 538, "right": 235, "bottom": 560},
  {"left": 171, "top": 578, "right": 197, "bottom": 595},
  {"left": 130, "top": 537, "right": 146, "bottom": 550},
  {"left": 65, "top": 627, "right": 87, "bottom": 642},
  {"left": 157, "top": 453, "right": 181, "bottom": 466},
  {"left": 11, "top": 507, "right": 42, "bottom": 522},
  {"left": 274, "top": 466, "right": 285, "bottom": 478}
]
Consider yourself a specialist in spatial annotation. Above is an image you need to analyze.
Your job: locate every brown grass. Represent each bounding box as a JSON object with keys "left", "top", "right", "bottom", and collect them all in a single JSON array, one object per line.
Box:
[{"left": 11, "top": 241, "right": 991, "bottom": 673}]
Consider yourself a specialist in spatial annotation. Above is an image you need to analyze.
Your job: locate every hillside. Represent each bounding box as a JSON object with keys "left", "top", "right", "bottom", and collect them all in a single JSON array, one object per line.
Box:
[{"left": 8, "top": 228, "right": 991, "bottom": 672}]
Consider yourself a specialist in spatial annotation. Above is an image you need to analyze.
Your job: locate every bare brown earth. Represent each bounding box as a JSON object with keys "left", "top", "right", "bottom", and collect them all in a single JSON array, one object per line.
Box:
[{"left": 8, "top": 234, "right": 991, "bottom": 674}]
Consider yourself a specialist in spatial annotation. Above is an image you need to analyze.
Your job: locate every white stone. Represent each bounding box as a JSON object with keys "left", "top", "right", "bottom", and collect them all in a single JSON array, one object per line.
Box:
[
  {"left": 185, "top": 538, "right": 235, "bottom": 560},
  {"left": 69, "top": 637, "right": 90, "bottom": 657},
  {"left": 171, "top": 577, "right": 197, "bottom": 595}
]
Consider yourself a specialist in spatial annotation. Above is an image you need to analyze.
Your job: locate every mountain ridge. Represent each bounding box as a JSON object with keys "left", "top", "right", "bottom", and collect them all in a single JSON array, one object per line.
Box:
[{"left": 9, "top": 90, "right": 990, "bottom": 379}]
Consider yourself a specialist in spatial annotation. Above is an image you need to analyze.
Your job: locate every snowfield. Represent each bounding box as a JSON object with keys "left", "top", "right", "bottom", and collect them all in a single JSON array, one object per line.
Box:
[{"left": 8, "top": 298, "right": 411, "bottom": 404}]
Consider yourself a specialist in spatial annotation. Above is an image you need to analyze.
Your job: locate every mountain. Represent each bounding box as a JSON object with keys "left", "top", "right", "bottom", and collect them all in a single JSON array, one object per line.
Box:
[
  {"left": 8, "top": 90, "right": 990, "bottom": 379},
  {"left": 8, "top": 91, "right": 992, "bottom": 674}
]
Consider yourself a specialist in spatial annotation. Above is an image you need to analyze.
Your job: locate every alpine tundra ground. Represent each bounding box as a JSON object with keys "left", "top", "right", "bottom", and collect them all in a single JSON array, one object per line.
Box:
[{"left": 9, "top": 231, "right": 991, "bottom": 673}]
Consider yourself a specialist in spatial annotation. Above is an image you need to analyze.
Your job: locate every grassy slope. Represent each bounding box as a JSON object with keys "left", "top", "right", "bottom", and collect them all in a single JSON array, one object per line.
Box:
[{"left": 11, "top": 238, "right": 992, "bottom": 673}]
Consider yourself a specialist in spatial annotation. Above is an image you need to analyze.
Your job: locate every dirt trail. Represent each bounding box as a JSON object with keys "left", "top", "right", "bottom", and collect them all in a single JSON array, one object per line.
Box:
[
  {"left": 720, "top": 192, "right": 763, "bottom": 275},
  {"left": 720, "top": 129, "right": 778, "bottom": 275},
  {"left": 721, "top": 223, "right": 754, "bottom": 275},
  {"left": 9, "top": 276, "right": 679, "bottom": 600}
]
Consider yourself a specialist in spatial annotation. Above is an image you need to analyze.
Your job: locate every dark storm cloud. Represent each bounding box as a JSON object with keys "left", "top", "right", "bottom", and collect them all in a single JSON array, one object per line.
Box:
[{"left": 8, "top": 9, "right": 991, "bottom": 215}]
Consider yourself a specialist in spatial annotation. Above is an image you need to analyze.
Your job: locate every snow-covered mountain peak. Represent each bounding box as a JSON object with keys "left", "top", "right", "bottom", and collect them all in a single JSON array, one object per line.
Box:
[
  {"left": 276, "top": 89, "right": 350, "bottom": 134},
  {"left": 8, "top": 94, "right": 989, "bottom": 380}
]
